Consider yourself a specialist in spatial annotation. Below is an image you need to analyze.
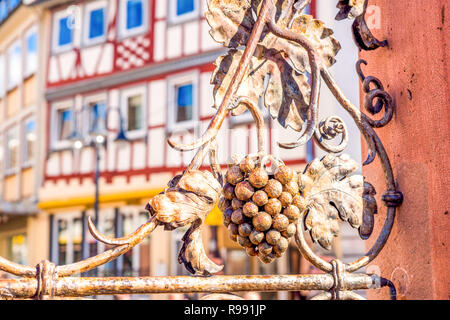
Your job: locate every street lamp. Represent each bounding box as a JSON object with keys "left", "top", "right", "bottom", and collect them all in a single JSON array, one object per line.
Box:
[{"left": 69, "top": 105, "right": 129, "bottom": 265}]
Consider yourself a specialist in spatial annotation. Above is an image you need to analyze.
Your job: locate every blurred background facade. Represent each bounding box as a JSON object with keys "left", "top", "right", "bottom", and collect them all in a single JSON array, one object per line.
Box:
[{"left": 0, "top": 0, "right": 364, "bottom": 299}]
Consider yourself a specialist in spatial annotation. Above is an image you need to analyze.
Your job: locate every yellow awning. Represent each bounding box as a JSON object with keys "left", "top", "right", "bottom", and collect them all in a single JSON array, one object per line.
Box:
[
  {"left": 38, "top": 188, "right": 223, "bottom": 226},
  {"left": 38, "top": 189, "right": 163, "bottom": 210},
  {"left": 205, "top": 205, "right": 223, "bottom": 226}
]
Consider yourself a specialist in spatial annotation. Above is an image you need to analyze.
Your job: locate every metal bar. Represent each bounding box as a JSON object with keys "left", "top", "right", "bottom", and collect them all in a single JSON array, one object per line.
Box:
[{"left": 0, "top": 273, "right": 374, "bottom": 299}]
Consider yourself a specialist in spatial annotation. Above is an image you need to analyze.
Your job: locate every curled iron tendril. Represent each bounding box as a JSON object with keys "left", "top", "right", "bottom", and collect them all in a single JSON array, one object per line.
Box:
[
  {"left": 357, "top": 59, "right": 394, "bottom": 128},
  {"left": 314, "top": 116, "right": 349, "bottom": 153}
]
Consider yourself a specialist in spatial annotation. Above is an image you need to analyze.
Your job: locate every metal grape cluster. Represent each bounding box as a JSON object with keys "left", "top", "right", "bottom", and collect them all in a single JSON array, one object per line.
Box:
[{"left": 221, "top": 156, "right": 301, "bottom": 263}]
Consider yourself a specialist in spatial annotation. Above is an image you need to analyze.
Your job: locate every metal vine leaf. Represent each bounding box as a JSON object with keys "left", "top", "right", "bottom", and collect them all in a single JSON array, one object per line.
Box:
[
  {"left": 335, "top": 0, "right": 388, "bottom": 50},
  {"left": 206, "top": 0, "right": 341, "bottom": 131},
  {"left": 299, "top": 153, "right": 377, "bottom": 250},
  {"left": 335, "top": 0, "right": 365, "bottom": 20},
  {"left": 212, "top": 48, "right": 310, "bottom": 130},
  {"left": 146, "top": 170, "right": 224, "bottom": 275}
]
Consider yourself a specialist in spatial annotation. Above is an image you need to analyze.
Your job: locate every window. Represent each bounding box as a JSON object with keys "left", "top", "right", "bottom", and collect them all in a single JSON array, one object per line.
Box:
[
  {"left": 169, "top": 0, "right": 199, "bottom": 24},
  {"left": 118, "top": 0, "right": 149, "bottom": 38},
  {"left": 0, "top": 1, "right": 7, "bottom": 22},
  {"left": 121, "top": 86, "right": 146, "bottom": 139},
  {"left": 127, "top": 95, "right": 143, "bottom": 131},
  {"left": 167, "top": 72, "right": 198, "bottom": 132},
  {"left": 58, "top": 109, "right": 73, "bottom": 141},
  {"left": 51, "top": 101, "right": 74, "bottom": 149},
  {"left": 23, "top": 118, "right": 36, "bottom": 166},
  {"left": 52, "top": 213, "right": 83, "bottom": 267},
  {"left": 175, "top": 84, "right": 193, "bottom": 122},
  {"left": 96, "top": 210, "right": 117, "bottom": 277},
  {"left": 59, "top": 17, "right": 73, "bottom": 46},
  {"left": 72, "top": 218, "right": 83, "bottom": 263},
  {"left": 25, "top": 27, "right": 38, "bottom": 77},
  {"left": 5, "top": 126, "right": 19, "bottom": 172},
  {"left": 52, "top": 10, "right": 75, "bottom": 53},
  {"left": 0, "top": 54, "right": 4, "bottom": 97},
  {"left": 0, "top": 0, "right": 20, "bottom": 25},
  {"left": 89, "top": 101, "right": 107, "bottom": 134},
  {"left": 57, "top": 219, "right": 68, "bottom": 265},
  {"left": 7, "top": 40, "right": 21, "bottom": 90},
  {"left": 84, "top": 94, "right": 107, "bottom": 136},
  {"left": 83, "top": 1, "right": 107, "bottom": 46},
  {"left": 8, "top": 234, "right": 27, "bottom": 265}
]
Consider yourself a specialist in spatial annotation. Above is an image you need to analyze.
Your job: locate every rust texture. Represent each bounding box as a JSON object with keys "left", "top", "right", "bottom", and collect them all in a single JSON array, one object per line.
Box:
[
  {"left": 1, "top": 273, "right": 377, "bottom": 299},
  {"left": 0, "top": 0, "right": 403, "bottom": 300}
]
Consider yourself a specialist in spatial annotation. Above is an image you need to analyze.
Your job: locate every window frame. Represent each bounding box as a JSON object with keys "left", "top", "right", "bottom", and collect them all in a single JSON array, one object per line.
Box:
[
  {"left": 120, "top": 85, "right": 147, "bottom": 140},
  {"left": 168, "top": 0, "right": 199, "bottom": 25},
  {"left": 7, "top": 39, "right": 22, "bottom": 91},
  {"left": 22, "top": 116, "right": 37, "bottom": 168},
  {"left": 167, "top": 71, "right": 199, "bottom": 133},
  {"left": 82, "top": 0, "right": 108, "bottom": 47},
  {"left": 82, "top": 92, "right": 108, "bottom": 139},
  {"left": 118, "top": 0, "right": 150, "bottom": 40},
  {"left": 5, "top": 125, "right": 20, "bottom": 175},
  {"left": 52, "top": 9, "right": 75, "bottom": 54},
  {"left": 24, "top": 25, "right": 38, "bottom": 78},
  {"left": 50, "top": 100, "right": 75, "bottom": 151}
]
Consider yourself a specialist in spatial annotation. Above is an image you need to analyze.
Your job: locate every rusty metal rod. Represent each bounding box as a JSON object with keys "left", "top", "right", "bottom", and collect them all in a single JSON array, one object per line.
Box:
[{"left": 0, "top": 273, "right": 375, "bottom": 298}]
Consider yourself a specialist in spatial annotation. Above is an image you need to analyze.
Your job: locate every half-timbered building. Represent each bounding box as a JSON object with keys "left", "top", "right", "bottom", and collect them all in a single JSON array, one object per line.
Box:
[{"left": 0, "top": 0, "right": 364, "bottom": 299}]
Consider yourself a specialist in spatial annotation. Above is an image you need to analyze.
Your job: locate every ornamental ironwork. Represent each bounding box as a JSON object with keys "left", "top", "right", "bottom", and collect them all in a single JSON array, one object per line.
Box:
[{"left": 0, "top": 0, "right": 403, "bottom": 300}]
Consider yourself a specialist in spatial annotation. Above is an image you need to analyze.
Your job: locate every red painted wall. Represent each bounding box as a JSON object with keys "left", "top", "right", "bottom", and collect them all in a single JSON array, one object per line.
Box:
[{"left": 360, "top": 0, "right": 450, "bottom": 299}]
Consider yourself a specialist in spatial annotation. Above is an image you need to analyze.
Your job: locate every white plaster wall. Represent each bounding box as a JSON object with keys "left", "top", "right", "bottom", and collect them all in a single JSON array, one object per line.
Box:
[
  {"left": 153, "top": 21, "right": 166, "bottom": 62},
  {"left": 116, "top": 143, "right": 131, "bottom": 171},
  {"left": 155, "top": 0, "right": 168, "bottom": 19},
  {"left": 46, "top": 153, "right": 60, "bottom": 176},
  {"left": 148, "top": 80, "right": 167, "bottom": 126},
  {"left": 166, "top": 25, "right": 182, "bottom": 59},
  {"left": 133, "top": 142, "right": 147, "bottom": 169},
  {"left": 61, "top": 150, "right": 73, "bottom": 175},
  {"left": 148, "top": 127, "right": 165, "bottom": 167},
  {"left": 200, "top": 72, "right": 215, "bottom": 117},
  {"left": 97, "top": 44, "right": 114, "bottom": 74},
  {"left": 81, "top": 46, "right": 102, "bottom": 77},
  {"left": 200, "top": 19, "right": 219, "bottom": 51},
  {"left": 183, "top": 21, "right": 200, "bottom": 55}
]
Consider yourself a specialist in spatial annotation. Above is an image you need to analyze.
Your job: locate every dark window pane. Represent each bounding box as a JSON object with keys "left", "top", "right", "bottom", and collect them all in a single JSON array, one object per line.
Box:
[
  {"left": 58, "top": 17, "right": 73, "bottom": 46},
  {"left": 127, "top": 0, "right": 143, "bottom": 30},
  {"left": 176, "top": 83, "right": 193, "bottom": 123},
  {"left": 127, "top": 95, "right": 143, "bottom": 131},
  {"left": 6, "top": 128, "right": 18, "bottom": 169},
  {"left": 26, "top": 32, "right": 38, "bottom": 74},
  {"left": 73, "top": 218, "right": 83, "bottom": 262},
  {"left": 58, "top": 220, "right": 68, "bottom": 266},
  {"left": 58, "top": 109, "right": 72, "bottom": 141},
  {"left": 177, "top": 0, "right": 195, "bottom": 16},
  {"left": 25, "top": 120, "right": 36, "bottom": 162},
  {"left": 89, "top": 101, "right": 107, "bottom": 133},
  {"left": 89, "top": 8, "right": 105, "bottom": 39},
  {"left": 102, "top": 213, "right": 116, "bottom": 276},
  {"left": 9, "top": 234, "right": 27, "bottom": 265}
]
